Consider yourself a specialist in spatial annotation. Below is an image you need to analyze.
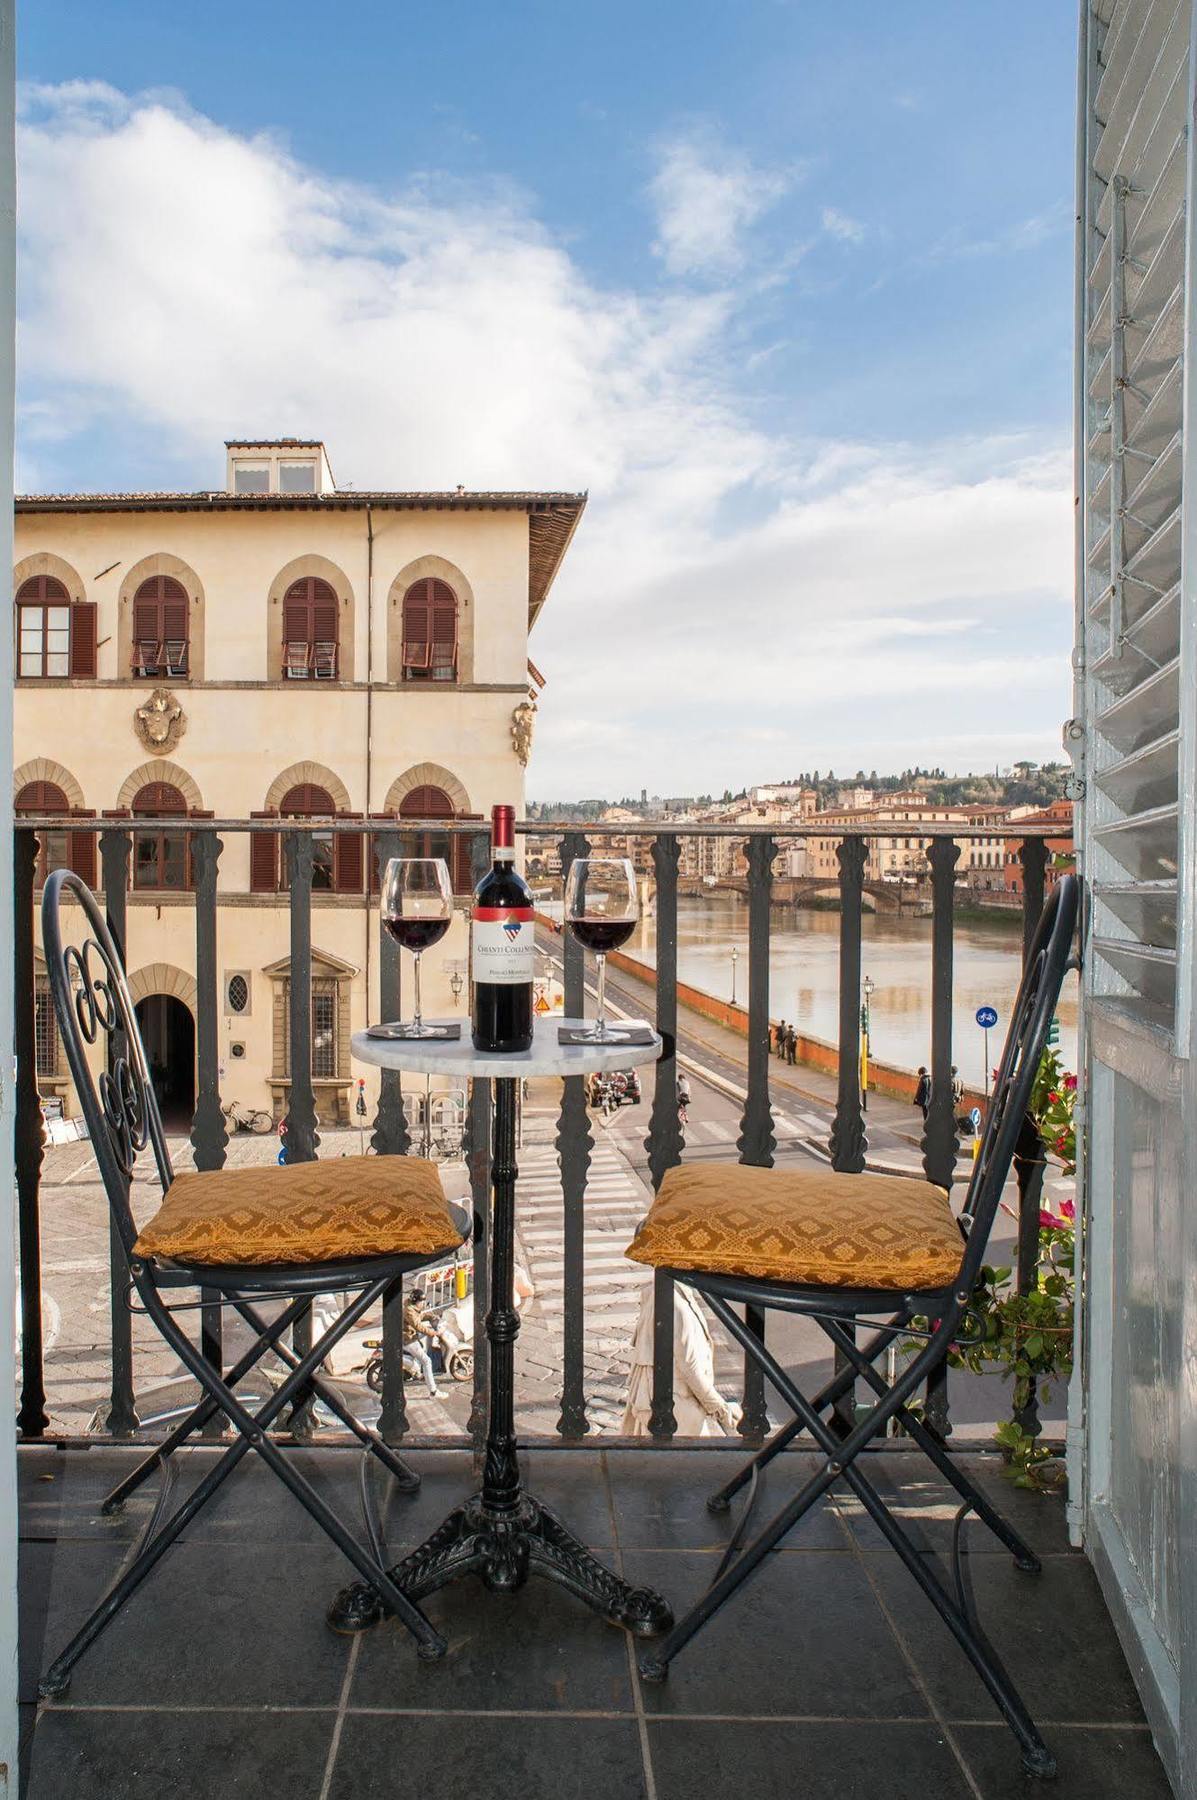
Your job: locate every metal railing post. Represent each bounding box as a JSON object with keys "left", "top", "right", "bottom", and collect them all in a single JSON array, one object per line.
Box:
[
  {"left": 466, "top": 1076, "right": 492, "bottom": 1451},
  {"left": 829, "top": 835, "right": 867, "bottom": 1436},
  {"left": 736, "top": 833, "right": 776, "bottom": 1444},
  {"left": 557, "top": 829, "right": 592, "bottom": 1438},
  {"left": 100, "top": 826, "right": 139, "bottom": 1437},
  {"left": 1020, "top": 839, "right": 1048, "bottom": 962},
  {"left": 190, "top": 830, "right": 228, "bottom": 1436},
  {"left": 14, "top": 829, "right": 48, "bottom": 1437},
  {"left": 283, "top": 830, "right": 318, "bottom": 1437},
  {"left": 369, "top": 827, "right": 410, "bottom": 1444},
  {"left": 922, "top": 836, "right": 961, "bottom": 1440},
  {"left": 646, "top": 832, "right": 682, "bottom": 1440}
]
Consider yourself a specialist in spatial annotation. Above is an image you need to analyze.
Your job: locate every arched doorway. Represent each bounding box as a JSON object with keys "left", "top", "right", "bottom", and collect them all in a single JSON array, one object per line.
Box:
[{"left": 134, "top": 995, "right": 195, "bottom": 1126}]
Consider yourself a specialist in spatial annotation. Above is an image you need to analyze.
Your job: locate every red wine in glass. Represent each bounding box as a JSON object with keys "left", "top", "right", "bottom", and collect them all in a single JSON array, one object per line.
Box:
[
  {"left": 568, "top": 918, "right": 635, "bottom": 955},
  {"left": 562, "top": 857, "right": 639, "bottom": 1042},
  {"left": 383, "top": 917, "right": 450, "bottom": 954},
  {"left": 379, "top": 857, "right": 453, "bottom": 1037}
]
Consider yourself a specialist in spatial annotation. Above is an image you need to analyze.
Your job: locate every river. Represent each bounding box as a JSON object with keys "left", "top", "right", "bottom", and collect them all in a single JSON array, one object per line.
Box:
[{"left": 623, "top": 894, "right": 1079, "bottom": 1090}]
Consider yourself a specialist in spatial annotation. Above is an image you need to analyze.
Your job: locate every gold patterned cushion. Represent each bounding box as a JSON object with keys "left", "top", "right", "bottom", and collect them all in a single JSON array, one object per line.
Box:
[
  {"left": 134, "top": 1156, "right": 463, "bottom": 1267},
  {"left": 625, "top": 1162, "right": 962, "bottom": 1291}
]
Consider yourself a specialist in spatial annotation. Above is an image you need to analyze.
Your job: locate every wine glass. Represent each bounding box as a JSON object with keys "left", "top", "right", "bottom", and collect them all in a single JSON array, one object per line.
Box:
[
  {"left": 563, "top": 857, "right": 638, "bottom": 1042},
  {"left": 380, "top": 858, "right": 453, "bottom": 1038}
]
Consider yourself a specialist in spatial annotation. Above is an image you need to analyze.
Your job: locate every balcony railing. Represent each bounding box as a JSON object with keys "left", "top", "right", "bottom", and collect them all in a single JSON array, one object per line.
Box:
[{"left": 12, "top": 816, "right": 1062, "bottom": 1454}]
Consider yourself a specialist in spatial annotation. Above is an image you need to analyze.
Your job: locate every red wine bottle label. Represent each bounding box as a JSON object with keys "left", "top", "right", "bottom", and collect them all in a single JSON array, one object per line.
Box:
[{"left": 471, "top": 906, "right": 535, "bottom": 986}]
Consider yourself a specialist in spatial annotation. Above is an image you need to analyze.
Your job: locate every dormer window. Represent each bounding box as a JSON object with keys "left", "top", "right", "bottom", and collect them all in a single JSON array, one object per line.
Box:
[
  {"left": 279, "top": 460, "right": 317, "bottom": 494},
  {"left": 234, "top": 465, "right": 270, "bottom": 495}
]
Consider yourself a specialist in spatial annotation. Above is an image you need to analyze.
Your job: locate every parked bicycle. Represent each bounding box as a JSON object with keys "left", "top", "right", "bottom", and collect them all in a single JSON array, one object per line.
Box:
[{"left": 221, "top": 1098, "right": 274, "bottom": 1134}]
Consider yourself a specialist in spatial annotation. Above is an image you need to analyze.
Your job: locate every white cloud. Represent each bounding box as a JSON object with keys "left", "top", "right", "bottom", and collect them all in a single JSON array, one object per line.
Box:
[
  {"left": 16, "top": 84, "right": 1073, "bottom": 797},
  {"left": 648, "top": 128, "right": 792, "bottom": 277},
  {"left": 821, "top": 205, "right": 864, "bottom": 243},
  {"left": 927, "top": 201, "right": 1071, "bottom": 263}
]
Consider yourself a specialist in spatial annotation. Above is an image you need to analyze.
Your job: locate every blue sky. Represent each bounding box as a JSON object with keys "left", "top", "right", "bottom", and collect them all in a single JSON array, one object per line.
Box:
[{"left": 18, "top": 2, "right": 1078, "bottom": 796}]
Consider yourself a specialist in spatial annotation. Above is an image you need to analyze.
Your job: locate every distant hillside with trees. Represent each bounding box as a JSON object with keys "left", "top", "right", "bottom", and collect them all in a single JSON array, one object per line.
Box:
[{"left": 529, "top": 762, "right": 1071, "bottom": 819}]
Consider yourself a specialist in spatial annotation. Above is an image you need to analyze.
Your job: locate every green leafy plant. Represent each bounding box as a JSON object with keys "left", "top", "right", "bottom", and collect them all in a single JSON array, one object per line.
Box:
[
  {"left": 915, "top": 1051, "right": 1078, "bottom": 1488},
  {"left": 1028, "top": 1047, "right": 1077, "bottom": 1176}
]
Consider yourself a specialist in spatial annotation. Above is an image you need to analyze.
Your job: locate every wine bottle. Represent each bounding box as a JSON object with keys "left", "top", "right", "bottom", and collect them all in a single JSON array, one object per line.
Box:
[{"left": 471, "top": 803, "right": 534, "bottom": 1052}]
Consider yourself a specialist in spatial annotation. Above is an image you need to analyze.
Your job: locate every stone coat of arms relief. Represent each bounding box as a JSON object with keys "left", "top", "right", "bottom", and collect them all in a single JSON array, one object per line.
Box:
[{"left": 134, "top": 688, "right": 187, "bottom": 755}]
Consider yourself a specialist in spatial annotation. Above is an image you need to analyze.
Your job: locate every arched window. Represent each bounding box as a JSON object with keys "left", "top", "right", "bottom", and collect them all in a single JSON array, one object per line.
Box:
[
  {"left": 397, "top": 784, "right": 478, "bottom": 893},
  {"left": 282, "top": 578, "right": 339, "bottom": 680},
  {"left": 132, "top": 782, "right": 190, "bottom": 891},
  {"left": 252, "top": 783, "right": 362, "bottom": 893},
  {"left": 15, "top": 779, "right": 95, "bottom": 887},
  {"left": 132, "top": 575, "right": 190, "bottom": 679},
  {"left": 16, "top": 576, "right": 97, "bottom": 679},
  {"left": 401, "top": 579, "right": 458, "bottom": 683}
]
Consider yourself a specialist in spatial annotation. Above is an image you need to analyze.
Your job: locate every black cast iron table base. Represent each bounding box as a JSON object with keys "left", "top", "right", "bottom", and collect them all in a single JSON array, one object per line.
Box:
[
  {"left": 327, "top": 1492, "right": 673, "bottom": 1646},
  {"left": 326, "top": 1059, "right": 672, "bottom": 1653}
]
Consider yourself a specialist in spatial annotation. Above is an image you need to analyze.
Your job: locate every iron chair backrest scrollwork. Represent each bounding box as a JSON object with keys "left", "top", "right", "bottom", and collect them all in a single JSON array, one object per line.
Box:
[
  {"left": 953, "top": 872, "right": 1079, "bottom": 1294},
  {"left": 42, "top": 868, "right": 175, "bottom": 1257}
]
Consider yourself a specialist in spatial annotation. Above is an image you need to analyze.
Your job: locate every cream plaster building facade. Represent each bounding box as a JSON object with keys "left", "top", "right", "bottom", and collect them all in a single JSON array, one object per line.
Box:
[{"left": 14, "top": 438, "right": 584, "bottom": 1124}]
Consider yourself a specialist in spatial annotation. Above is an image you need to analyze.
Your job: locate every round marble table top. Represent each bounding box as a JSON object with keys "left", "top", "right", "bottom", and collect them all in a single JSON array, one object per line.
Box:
[{"left": 351, "top": 1015, "right": 662, "bottom": 1080}]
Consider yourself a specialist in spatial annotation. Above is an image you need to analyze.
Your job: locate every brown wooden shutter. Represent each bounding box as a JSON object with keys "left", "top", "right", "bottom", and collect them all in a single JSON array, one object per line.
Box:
[
  {"left": 283, "top": 585, "right": 307, "bottom": 644},
  {"left": 454, "top": 813, "right": 484, "bottom": 895},
  {"left": 367, "top": 812, "right": 393, "bottom": 892},
  {"left": 132, "top": 782, "right": 187, "bottom": 816},
  {"left": 283, "top": 578, "right": 339, "bottom": 676},
  {"left": 313, "top": 587, "right": 338, "bottom": 642},
  {"left": 400, "top": 784, "right": 453, "bottom": 819},
  {"left": 70, "top": 603, "right": 98, "bottom": 678},
  {"left": 402, "top": 581, "right": 433, "bottom": 670},
  {"left": 16, "top": 780, "right": 67, "bottom": 814},
  {"left": 430, "top": 583, "right": 458, "bottom": 678},
  {"left": 133, "top": 591, "right": 158, "bottom": 642},
  {"left": 163, "top": 588, "right": 188, "bottom": 642},
  {"left": 68, "top": 810, "right": 97, "bottom": 888},
  {"left": 250, "top": 810, "right": 279, "bottom": 892},
  {"left": 334, "top": 813, "right": 364, "bottom": 893},
  {"left": 282, "top": 783, "right": 335, "bottom": 816}
]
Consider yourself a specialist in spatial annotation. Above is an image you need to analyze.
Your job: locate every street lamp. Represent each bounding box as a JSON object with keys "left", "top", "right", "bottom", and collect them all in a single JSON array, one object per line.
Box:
[
  {"left": 730, "top": 944, "right": 739, "bottom": 1007},
  {"left": 861, "top": 975, "right": 875, "bottom": 1112},
  {"left": 449, "top": 969, "right": 464, "bottom": 1007}
]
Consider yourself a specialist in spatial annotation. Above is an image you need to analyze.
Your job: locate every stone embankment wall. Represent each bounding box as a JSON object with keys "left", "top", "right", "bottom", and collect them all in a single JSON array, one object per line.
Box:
[{"left": 600, "top": 942, "right": 985, "bottom": 1111}]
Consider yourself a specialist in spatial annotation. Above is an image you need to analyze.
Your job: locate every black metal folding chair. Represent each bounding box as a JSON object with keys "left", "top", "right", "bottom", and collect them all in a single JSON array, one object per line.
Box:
[
  {"left": 38, "top": 869, "right": 471, "bottom": 1696},
  {"left": 628, "top": 873, "right": 1080, "bottom": 1780}
]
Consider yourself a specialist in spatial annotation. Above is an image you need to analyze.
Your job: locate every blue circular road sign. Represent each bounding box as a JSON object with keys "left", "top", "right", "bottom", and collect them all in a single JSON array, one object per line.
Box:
[{"left": 975, "top": 1006, "right": 998, "bottom": 1030}]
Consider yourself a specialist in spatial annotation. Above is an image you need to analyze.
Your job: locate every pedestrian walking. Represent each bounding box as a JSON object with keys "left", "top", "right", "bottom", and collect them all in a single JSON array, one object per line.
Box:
[
  {"left": 623, "top": 1283, "right": 742, "bottom": 1436},
  {"left": 677, "top": 1072, "right": 692, "bottom": 1126},
  {"left": 786, "top": 1024, "right": 797, "bottom": 1065},
  {"left": 951, "top": 1065, "right": 965, "bottom": 1108},
  {"left": 914, "top": 1066, "right": 931, "bottom": 1120},
  {"left": 775, "top": 1020, "right": 787, "bottom": 1058}
]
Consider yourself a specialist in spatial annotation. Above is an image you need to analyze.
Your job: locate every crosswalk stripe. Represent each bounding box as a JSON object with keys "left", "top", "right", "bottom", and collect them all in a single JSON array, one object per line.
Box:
[{"left": 519, "top": 1193, "right": 636, "bottom": 1208}]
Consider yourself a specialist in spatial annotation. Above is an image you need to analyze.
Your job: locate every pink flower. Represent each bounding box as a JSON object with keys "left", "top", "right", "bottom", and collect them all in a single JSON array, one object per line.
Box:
[
  {"left": 1063, "top": 1073, "right": 1077, "bottom": 1091},
  {"left": 1060, "top": 1198, "right": 1075, "bottom": 1220},
  {"left": 1048, "top": 1091, "right": 1061, "bottom": 1105}
]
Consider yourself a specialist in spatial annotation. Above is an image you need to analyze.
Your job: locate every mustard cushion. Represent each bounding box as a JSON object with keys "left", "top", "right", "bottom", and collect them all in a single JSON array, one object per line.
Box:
[
  {"left": 625, "top": 1162, "right": 962, "bottom": 1291},
  {"left": 134, "top": 1156, "right": 463, "bottom": 1267}
]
